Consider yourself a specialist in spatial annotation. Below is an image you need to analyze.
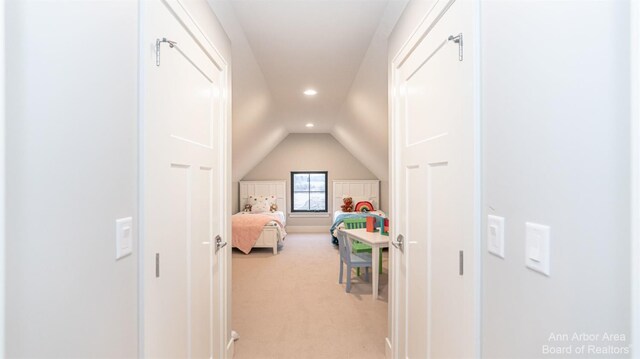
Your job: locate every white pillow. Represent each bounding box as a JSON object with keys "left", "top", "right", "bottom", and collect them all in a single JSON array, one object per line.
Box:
[{"left": 249, "top": 195, "right": 272, "bottom": 213}]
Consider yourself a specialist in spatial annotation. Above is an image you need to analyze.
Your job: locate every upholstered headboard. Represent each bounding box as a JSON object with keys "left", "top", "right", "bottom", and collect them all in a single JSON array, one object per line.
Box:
[
  {"left": 332, "top": 180, "right": 380, "bottom": 213},
  {"left": 239, "top": 181, "right": 287, "bottom": 212}
]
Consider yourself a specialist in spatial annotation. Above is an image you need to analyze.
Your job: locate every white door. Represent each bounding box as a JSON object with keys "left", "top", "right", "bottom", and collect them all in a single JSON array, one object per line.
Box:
[
  {"left": 390, "top": 0, "right": 478, "bottom": 358},
  {"left": 141, "top": 1, "right": 229, "bottom": 358}
]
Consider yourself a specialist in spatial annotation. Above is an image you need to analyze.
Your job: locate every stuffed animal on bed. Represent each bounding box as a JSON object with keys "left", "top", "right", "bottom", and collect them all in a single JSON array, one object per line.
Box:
[
  {"left": 270, "top": 203, "right": 278, "bottom": 212},
  {"left": 341, "top": 196, "right": 354, "bottom": 212},
  {"left": 243, "top": 204, "right": 252, "bottom": 212}
]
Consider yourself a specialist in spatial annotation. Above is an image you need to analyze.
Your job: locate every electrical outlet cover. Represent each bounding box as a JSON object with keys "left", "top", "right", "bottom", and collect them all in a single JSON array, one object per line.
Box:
[
  {"left": 525, "top": 222, "right": 550, "bottom": 276},
  {"left": 487, "top": 215, "right": 505, "bottom": 259},
  {"left": 116, "top": 217, "right": 133, "bottom": 260}
]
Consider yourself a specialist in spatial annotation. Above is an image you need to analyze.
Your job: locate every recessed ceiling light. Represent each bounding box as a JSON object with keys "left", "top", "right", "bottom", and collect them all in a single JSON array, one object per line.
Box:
[
  {"left": 305, "top": 123, "right": 315, "bottom": 128},
  {"left": 303, "top": 89, "right": 317, "bottom": 96}
]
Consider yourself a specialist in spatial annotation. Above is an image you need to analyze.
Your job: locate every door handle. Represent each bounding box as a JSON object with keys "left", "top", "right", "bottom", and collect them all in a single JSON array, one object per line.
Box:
[
  {"left": 391, "top": 234, "right": 404, "bottom": 251},
  {"left": 215, "top": 235, "right": 227, "bottom": 254}
]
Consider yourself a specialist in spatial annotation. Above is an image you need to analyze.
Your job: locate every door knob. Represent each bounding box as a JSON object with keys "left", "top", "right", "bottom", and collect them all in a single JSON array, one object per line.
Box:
[
  {"left": 392, "top": 234, "right": 404, "bottom": 251},
  {"left": 215, "top": 235, "right": 227, "bottom": 254}
]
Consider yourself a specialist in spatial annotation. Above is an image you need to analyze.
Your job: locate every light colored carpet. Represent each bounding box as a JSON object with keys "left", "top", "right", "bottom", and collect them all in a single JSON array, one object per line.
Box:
[{"left": 231, "top": 233, "right": 388, "bottom": 359}]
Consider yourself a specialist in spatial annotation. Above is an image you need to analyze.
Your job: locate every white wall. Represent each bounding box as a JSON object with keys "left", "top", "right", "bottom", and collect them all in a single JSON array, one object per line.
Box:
[
  {"left": 0, "top": 0, "right": 5, "bottom": 354},
  {"left": 241, "top": 133, "right": 380, "bottom": 228},
  {"left": 390, "top": 0, "right": 632, "bottom": 356},
  {"left": 481, "top": 1, "right": 631, "bottom": 357},
  {"left": 207, "top": 0, "right": 288, "bottom": 186},
  {"left": 388, "top": 0, "right": 437, "bottom": 60},
  {"left": 331, "top": 2, "right": 406, "bottom": 220},
  {"left": 5, "top": 0, "right": 231, "bottom": 356},
  {"left": 632, "top": 0, "right": 640, "bottom": 354},
  {"left": 5, "top": 0, "right": 139, "bottom": 356}
]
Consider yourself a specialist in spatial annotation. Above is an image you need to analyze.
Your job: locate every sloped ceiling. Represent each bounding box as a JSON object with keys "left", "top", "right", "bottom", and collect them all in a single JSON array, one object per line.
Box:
[{"left": 208, "top": 0, "right": 408, "bottom": 182}]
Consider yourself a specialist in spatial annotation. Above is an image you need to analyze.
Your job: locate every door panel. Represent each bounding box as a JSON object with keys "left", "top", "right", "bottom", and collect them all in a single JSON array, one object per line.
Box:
[
  {"left": 405, "top": 164, "right": 429, "bottom": 358},
  {"left": 143, "top": 1, "right": 226, "bottom": 358},
  {"left": 392, "top": 0, "right": 477, "bottom": 358},
  {"left": 146, "top": 165, "right": 190, "bottom": 358},
  {"left": 191, "top": 167, "right": 215, "bottom": 359}
]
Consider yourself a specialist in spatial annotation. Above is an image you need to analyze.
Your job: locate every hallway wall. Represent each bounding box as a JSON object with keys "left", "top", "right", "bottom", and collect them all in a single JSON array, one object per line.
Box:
[
  {"left": 0, "top": 0, "right": 5, "bottom": 354},
  {"left": 391, "top": 0, "right": 631, "bottom": 357},
  {"left": 207, "top": 0, "right": 288, "bottom": 186},
  {"left": 331, "top": 2, "right": 407, "bottom": 209},
  {"left": 481, "top": 1, "right": 631, "bottom": 357},
  {"left": 5, "top": 1, "right": 139, "bottom": 356},
  {"left": 5, "top": 0, "right": 231, "bottom": 357}
]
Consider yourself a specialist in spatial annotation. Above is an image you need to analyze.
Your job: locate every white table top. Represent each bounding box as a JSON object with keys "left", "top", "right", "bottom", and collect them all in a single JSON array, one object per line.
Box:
[{"left": 341, "top": 228, "right": 390, "bottom": 246}]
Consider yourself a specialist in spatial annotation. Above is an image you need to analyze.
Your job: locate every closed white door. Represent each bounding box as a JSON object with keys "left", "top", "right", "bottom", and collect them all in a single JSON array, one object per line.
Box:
[
  {"left": 390, "top": 0, "right": 478, "bottom": 358},
  {"left": 141, "top": 1, "right": 228, "bottom": 358}
]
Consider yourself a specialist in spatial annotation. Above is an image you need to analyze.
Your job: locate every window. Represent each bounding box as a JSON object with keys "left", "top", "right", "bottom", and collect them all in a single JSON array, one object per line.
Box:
[{"left": 291, "top": 171, "right": 328, "bottom": 212}]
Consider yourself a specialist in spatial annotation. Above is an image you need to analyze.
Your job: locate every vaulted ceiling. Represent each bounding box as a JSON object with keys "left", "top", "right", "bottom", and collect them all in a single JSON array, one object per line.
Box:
[{"left": 207, "top": 0, "right": 408, "bottom": 182}]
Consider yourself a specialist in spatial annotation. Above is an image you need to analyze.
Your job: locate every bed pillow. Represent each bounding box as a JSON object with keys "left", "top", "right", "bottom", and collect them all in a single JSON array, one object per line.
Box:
[
  {"left": 355, "top": 201, "right": 375, "bottom": 212},
  {"left": 249, "top": 195, "right": 271, "bottom": 213}
]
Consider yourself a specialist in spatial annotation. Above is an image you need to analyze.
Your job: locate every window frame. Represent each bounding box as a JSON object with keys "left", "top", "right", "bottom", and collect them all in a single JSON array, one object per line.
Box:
[{"left": 290, "top": 171, "right": 328, "bottom": 213}]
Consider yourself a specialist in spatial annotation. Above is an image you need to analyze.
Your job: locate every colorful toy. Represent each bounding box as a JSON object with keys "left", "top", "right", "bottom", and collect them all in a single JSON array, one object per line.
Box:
[
  {"left": 355, "top": 201, "right": 375, "bottom": 212},
  {"left": 366, "top": 216, "right": 376, "bottom": 232},
  {"left": 363, "top": 216, "right": 390, "bottom": 235},
  {"left": 341, "top": 196, "right": 354, "bottom": 212},
  {"left": 378, "top": 217, "right": 389, "bottom": 236}
]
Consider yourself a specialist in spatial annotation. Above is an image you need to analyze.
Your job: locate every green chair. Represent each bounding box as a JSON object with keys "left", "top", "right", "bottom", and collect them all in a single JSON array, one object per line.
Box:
[{"left": 343, "top": 218, "right": 383, "bottom": 275}]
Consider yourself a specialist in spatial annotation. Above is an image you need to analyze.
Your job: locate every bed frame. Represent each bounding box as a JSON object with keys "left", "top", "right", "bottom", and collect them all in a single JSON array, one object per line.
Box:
[
  {"left": 332, "top": 180, "right": 380, "bottom": 213},
  {"left": 237, "top": 180, "right": 287, "bottom": 254}
]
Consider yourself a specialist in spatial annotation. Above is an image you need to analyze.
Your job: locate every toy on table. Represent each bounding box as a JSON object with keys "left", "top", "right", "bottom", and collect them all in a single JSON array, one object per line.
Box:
[{"left": 365, "top": 216, "right": 389, "bottom": 236}]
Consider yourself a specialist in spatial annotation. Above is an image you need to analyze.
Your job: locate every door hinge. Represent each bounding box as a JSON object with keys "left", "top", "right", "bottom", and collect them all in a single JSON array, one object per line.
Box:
[
  {"left": 156, "top": 38, "right": 177, "bottom": 67},
  {"left": 459, "top": 250, "right": 464, "bottom": 276},
  {"left": 448, "top": 33, "right": 463, "bottom": 61}
]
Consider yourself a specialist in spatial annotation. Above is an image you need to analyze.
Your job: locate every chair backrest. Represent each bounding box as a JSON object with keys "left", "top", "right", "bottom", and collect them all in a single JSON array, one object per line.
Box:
[
  {"left": 336, "top": 230, "right": 352, "bottom": 265},
  {"left": 343, "top": 217, "right": 367, "bottom": 229}
]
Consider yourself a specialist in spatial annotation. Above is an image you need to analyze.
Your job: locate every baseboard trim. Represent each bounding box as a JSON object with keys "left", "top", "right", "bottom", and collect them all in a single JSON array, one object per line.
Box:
[
  {"left": 226, "top": 337, "right": 234, "bottom": 359},
  {"left": 385, "top": 337, "right": 392, "bottom": 359},
  {"left": 286, "top": 225, "right": 329, "bottom": 233}
]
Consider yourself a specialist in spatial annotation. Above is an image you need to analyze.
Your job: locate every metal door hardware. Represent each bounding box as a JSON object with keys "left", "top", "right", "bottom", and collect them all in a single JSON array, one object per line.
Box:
[
  {"left": 448, "top": 33, "right": 463, "bottom": 61},
  {"left": 155, "top": 253, "right": 160, "bottom": 278},
  {"left": 156, "top": 38, "right": 177, "bottom": 67},
  {"left": 392, "top": 234, "right": 404, "bottom": 251},
  {"left": 215, "top": 235, "right": 227, "bottom": 254}
]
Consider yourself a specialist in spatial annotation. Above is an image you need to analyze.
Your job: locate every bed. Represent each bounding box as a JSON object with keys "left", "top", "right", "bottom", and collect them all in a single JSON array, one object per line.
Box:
[
  {"left": 329, "top": 180, "right": 386, "bottom": 244},
  {"left": 233, "top": 181, "right": 287, "bottom": 254}
]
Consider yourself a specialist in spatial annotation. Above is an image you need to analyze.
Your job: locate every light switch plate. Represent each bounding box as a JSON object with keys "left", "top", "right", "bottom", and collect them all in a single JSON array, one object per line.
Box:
[
  {"left": 525, "top": 222, "right": 550, "bottom": 276},
  {"left": 116, "top": 217, "right": 133, "bottom": 260},
  {"left": 487, "top": 215, "right": 505, "bottom": 258}
]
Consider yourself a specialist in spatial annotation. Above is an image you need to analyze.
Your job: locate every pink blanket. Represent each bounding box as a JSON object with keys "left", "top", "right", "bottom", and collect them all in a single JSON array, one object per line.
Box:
[{"left": 232, "top": 214, "right": 284, "bottom": 254}]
